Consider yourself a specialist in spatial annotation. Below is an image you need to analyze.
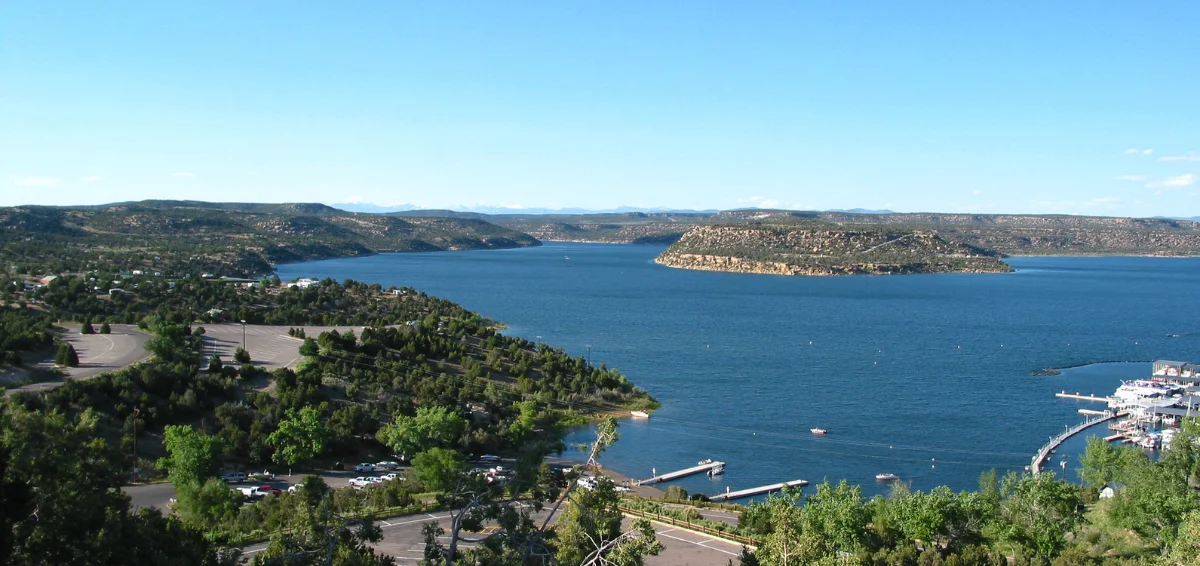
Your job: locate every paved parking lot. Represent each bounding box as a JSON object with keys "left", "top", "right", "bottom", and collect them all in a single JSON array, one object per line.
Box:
[
  {"left": 199, "top": 323, "right": 368, "bottom": 370},
  {"left": 7, "top": 324, "right": 150, "bottom": 395},
  {"left": 243, "top": 507, "right": 744, "bottom": 565}
]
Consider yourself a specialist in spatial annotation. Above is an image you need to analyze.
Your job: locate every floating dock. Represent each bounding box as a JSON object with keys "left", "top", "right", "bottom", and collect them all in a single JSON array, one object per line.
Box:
[
  {"left": 710, "top": 479, "right": 809, "bottom": 501},
  {"left": 634, "top": 461, "right": 725, "bottom": 486},
  {"left": 1031, "top": 410, "right": 1126, "bottom": 475},
  {"left": 1104, "top": 433, "right": 1125, "bottom": 442},
  {"left": 1056, "top": 392, "right": 1110, "bottom": 403}
]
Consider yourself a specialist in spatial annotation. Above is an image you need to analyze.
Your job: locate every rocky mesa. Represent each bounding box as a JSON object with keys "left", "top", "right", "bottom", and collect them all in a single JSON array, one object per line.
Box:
[{"left": 655, "top": 225, "right": 1014, "bottom": 276}]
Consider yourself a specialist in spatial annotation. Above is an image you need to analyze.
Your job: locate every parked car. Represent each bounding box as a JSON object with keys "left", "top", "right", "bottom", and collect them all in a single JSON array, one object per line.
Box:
[
  {"left": 287, "top": 484, "right": 303, "bottom": 493},
  {"left": 248, "top": 470, "right": 275, "bottom": 481},
  {"left": 367, "top": 477, "right": 384, "bottom": 484},
  {"left": 354, "top": 463, "right": 376, "bottom": 472},
  {"left": 349, "top": 477, "right": 374, "bottom": 488},
  {"left": 237, "top": 486, "right": 263, "bottom": 499},
  {"left": 380, "top": 473, "right": 400, "bottom": 482},
  {"left": 257, "top": 485, "right": 282, "bottom": 496},
  {"left": 478, "top": 454, "right": 501, "bottom": 463},
  {"left": 220, "top": 472, "right": 247, "bottom": 483},
  {"left": 375, "top": 461, "right": 400, "bottom": 471}
]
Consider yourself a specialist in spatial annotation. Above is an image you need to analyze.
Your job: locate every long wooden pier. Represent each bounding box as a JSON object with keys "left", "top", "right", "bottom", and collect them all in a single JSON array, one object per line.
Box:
[
  {"left": 634, "top": 461, "right": 725, "bottom": 486},
  {"left": 1031, "top": 411, "right": 1125, "bottom": 475},
  {"left": 710, "top": 479, "right": 809, "bottom": 501},
  {"left": 1055, "top": 392, "right": 1110, "bottom": 403}
]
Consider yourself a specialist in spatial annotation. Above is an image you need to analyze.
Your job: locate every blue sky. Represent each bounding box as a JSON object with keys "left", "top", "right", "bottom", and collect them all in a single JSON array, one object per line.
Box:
[{"left": 2, "top": 1, "right": 1198, "bottom": 216}]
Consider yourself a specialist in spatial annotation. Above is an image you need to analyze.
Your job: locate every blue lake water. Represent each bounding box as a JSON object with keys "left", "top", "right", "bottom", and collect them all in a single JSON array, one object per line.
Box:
[{"left": 278, "top": 243, "right": 1200, "bottom": 498}]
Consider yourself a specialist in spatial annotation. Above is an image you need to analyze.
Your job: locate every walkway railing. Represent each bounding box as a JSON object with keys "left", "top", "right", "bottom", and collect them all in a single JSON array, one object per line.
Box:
[{"left": 1031, "top": 410, "right": 1124, "bottom": 474}]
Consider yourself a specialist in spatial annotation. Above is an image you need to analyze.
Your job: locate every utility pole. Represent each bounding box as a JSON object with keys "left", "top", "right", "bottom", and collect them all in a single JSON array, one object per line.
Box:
[{"left": 132, "top": 407, "right": 140, "bottom": 477}]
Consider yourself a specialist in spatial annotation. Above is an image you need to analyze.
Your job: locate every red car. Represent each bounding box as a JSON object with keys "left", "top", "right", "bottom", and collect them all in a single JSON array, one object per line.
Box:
[{"left": 258, "top": 485, "right": 282, "bottom": 496}]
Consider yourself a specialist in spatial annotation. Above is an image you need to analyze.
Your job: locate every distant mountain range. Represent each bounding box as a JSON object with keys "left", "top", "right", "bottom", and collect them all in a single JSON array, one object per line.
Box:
[{"left": 327, "top": 202, "right": 889, "bottom": 215}]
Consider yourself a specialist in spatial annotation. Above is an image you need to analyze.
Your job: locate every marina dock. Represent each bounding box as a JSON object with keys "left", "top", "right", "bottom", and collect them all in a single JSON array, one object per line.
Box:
[
  {"left": 711, "top": 479, "right": 809, "bottom": 501},
  {"left": 1031, "top": 410, "right": 1125, "bottom": 475},
  {"left": 634, "top": 461, "right": 725, "bottom": 486},
  {"left": 1056, "top": 392, "right": 1110, "bottom": 403}
]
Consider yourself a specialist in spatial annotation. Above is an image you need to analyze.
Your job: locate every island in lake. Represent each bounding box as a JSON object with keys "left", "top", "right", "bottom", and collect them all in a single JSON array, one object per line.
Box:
[{"left": 654, "top": 223, "right": 1013, "bottom": 276}]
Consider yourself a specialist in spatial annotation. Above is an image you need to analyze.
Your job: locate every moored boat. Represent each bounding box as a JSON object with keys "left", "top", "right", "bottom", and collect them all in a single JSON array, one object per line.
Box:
[
  {"left": 810, "top": 428, "right": 828, "bottom": 435},
  {"left": 708, "top": 463, "right": 725, "bottom": 476},
  {"left": 876, "top": 473, "right": 899, "bottom": 481},
  {"left": 630, "top": 410, "right": 650, "bottom": 418}
]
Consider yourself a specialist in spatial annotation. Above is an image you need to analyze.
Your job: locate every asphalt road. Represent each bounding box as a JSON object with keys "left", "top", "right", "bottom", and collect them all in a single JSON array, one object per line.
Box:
[
  {"left": 7, "top": 324, "right": 150, "bottom": 395},
  {"left": 241, "top": 507, "right": 744, "bottom": 565}
]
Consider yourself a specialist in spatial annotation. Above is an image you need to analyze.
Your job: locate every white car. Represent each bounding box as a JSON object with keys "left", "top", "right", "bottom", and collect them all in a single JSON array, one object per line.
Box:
[
  {"left": 237, "top": 486, "right": 263, "bottom": 499},
  {"left": 220, "top": 472, "right": 247, "bottom": 483},
  {"left": 380, "top": 473, "right": 400, "bottom": 481},
  {"left": 349, "top": 477, "right": 374, "bottom": 488},
  {"left": 478, "top": 454, "right": 501, "bottom": 463},
  {"left": 287, "top": 484, "right": 303, "bottom": 493},
  {"left": 354, "top": 463, "right": 376, "bottom": 472}
]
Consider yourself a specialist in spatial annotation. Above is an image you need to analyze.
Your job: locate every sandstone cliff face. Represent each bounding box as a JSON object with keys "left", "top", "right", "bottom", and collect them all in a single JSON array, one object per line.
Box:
[{"left": 655, "top": 226, "right": 1013, "bottom": 276}]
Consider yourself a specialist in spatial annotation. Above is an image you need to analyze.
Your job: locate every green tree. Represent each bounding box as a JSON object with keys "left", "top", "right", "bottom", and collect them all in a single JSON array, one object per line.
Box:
[
  {"left": 1165, "top": 509, "right": 1200, "bottom": 566},
  {"left": 158, "top": 425, "right": 223, "bottom": 487},
  {"left": 174, "top": 478, "right": 241, "bottom": 527},
  {"left": 266, "top": 407, "right": 330, "bottom": 469},
  {"left": 298, "top": 337, "right": 318, "bottom": 357},
  {"left": 252, "top": 476, "right": 390, "bottom": 566},
  {"left": 1160, "top": 419, "right": 1200, "bottom": 486},
  {"left": 411, "top": 447, "right": 464, "bottom": 493},
  {"left": 207, "top": 355, "right": 223, "bottom": 374},
  {"left": 376, "top": 406, "right": 467, "bottom": 458},
  {"left": 54, "top": 342, "right": 79, "bottom": 367},
  {"left": 80, "top": 317, "right": 95, "bottom": 334},
  {"left": 233, "top": 347, "right": 250, "bottom": 364},
  {"left": 554, "top": 478, "right": 662, "bottom": 566},
  {"left": 0, "top": 405, "right": 218, "bottom": 565},
  {"left": 799, "top": 480, "right": 870, "bottom": 554},
  {"left": 1108, "top": 457, "right": 1200, "bottom": 549},
  {"left": 99, "top": 322, "right": 111, "bottom": 334},
  {"left": 1078, "top": 435, "right": 1131, "bottom": 487},
  {"left": 996, "top": 472, "right": 1083, "bottom": 560}
]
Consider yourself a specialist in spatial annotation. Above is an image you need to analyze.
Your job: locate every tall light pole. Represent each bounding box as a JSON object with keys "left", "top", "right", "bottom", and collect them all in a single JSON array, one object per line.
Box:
[
  {"left": 132, "top": 407, "right": 140, "bottom": 477},
  {"left": 240, "top": 319, "right": 247, "bottom": 351}
]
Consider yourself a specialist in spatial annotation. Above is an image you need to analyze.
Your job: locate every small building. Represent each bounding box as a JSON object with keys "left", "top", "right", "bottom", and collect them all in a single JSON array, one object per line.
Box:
[
  {"left": 287, "top": 278, "right": 318, "bottom": 289},
  {"left": 39, "top": 275, "right": 58, "bottom": 285},
  {"left": 1099, "top": 482, "right": 1126, "bottom": 500},
  {"left": 1154, "top": 360, "right": 1197, "bottom": 378}
]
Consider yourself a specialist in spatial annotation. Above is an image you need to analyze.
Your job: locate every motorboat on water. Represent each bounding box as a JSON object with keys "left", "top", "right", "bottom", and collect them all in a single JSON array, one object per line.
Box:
[
  {"left": 698, "top": 459, "right": 714, "bottom": 466},
  {"left": 876, "top": 473, "right": 899, "bottom": 481},
  {"left": 810, "top": 428, "right": 828, "bottom": 435},
  {"left": 707, "top": 463, "right": 725, "bottom": 476},
  {"left": 630, "top": 410, "right": 650, "bottom": 419}
]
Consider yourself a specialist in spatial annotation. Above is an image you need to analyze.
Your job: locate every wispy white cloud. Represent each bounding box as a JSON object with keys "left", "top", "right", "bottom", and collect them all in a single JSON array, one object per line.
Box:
[
  {"left": 80, "top": 175, "right": 101, "bottom": 182},
  {"left": 1158, "top": 151, "right": 1200, "bottom": 162},
  {"left": 171, "top": 172, "right": 194, "bottom": 178},
  {"left": 14, "top": 176, "right": 61, "bottom": 187},
  {"left": 1145, "top": 173, "right": 1197, "bottom": 189},
  {"left": 1124, "top": 148, "right": 1153, "bottom": 156},
  {"left": 971, "top": 190, "right": 983, "bottom": 196},
  {"left": 1114, "top": 174, "right": 1146, "bottom": 182}
]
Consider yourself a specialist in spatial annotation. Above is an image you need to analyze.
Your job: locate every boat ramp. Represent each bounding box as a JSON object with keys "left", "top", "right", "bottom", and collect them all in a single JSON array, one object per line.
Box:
[
  {"left": 711, "top": 479, "right": 810, "bottom": 501},
  {"left": 633, "top": 461, "right": 725, "bottom": 486}
]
